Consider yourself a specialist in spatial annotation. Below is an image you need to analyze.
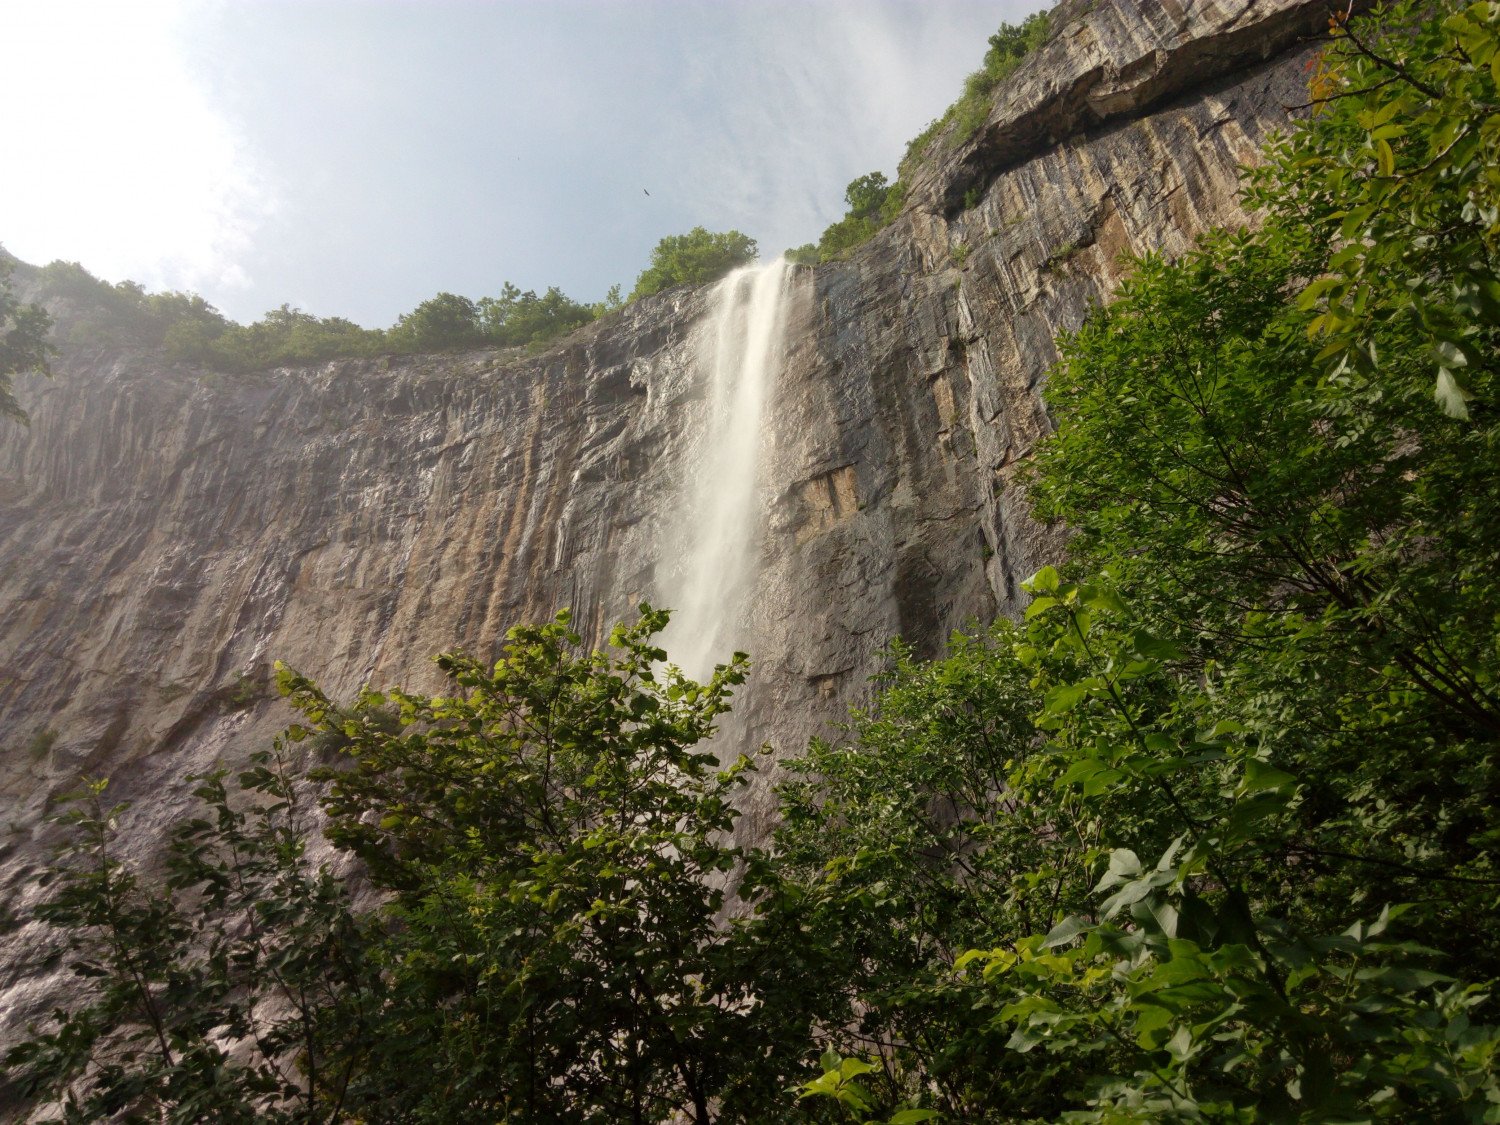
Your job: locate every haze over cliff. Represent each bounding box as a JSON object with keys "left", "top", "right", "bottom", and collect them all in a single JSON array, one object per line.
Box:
[{"left": 0, "top": 0, "right": 1340, "bottom": 1055}]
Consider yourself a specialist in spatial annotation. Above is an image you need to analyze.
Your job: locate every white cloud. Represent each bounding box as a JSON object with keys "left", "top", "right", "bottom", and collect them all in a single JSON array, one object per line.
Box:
[{"left": 0, "top": 0, "right": 273, "bottom": 298}]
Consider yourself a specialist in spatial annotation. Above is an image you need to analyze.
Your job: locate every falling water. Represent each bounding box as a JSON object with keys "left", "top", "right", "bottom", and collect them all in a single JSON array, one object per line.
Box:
[{"left": 657, "top": 257, "right": 794, "bottom": 680}]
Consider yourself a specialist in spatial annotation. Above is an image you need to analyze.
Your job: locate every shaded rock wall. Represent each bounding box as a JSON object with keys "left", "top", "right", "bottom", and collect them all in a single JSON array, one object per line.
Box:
[{"left": 0, "top": 0, "right": 1328, "bottom": 1058}]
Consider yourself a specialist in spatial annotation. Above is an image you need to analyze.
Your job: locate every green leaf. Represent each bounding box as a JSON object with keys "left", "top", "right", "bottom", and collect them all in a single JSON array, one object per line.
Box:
[
  {"left": 840, "top": 1056, "right": 878, "bottom": 1079},
  {"left": 1024, "top": 595, "right": 1059, "bottom": 619},
  {"left": 1082, "top": 768, "right": 1125, "bottom": 796},
  {"left": 1027, "top": 565, "right": 1061, "bottom": 593},
  {"left": 1043, "top": 681, "right": 1089, "bottom": 715},
  {"left": 1237, "top": 759, "right": 1297, "bottom": 797},
  {"left": 1435, "top": 367, "right": 1474, "bottom": 419},
  {"left": 1095, "top": 849, "right": 1142, "bottom": 891},
  {"left": 1081, "top": 585, "right": 1128, "bottom": 615},
  {"left": 1058, "top": 758, "right": 1105, "bottom": 787},
  {"left": 1041, "top": 914, "right": 1093, "bottom": 948}
]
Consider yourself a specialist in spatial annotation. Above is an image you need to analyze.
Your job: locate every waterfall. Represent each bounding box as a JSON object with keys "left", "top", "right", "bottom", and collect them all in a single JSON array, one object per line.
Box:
[{"left": 657, "top": 257, "right": 794, "bottom": 680}]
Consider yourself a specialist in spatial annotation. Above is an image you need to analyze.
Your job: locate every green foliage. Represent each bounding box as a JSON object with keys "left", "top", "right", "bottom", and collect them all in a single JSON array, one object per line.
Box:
[
  {"left": 278, "top": 607, "right": 782, "bottom": 1122},
  {"left": 900, "top": 120, "right": 944, "bottom": 175},
  {"left": 968, "top": 4, "right": 1498, "bottom": 1113},
  {"left": 590, "top": 282, "right": 625, "bottom": 318},
  {"left": 843, "top": 172, "right": 894, "bottom": 221},
  {"left": 630, "top": 227, "right": 758, "bottom": 300},
  {"left": 797, "top": 1050, "right": 941, "bottom": 1124},
  {"left": 28, "top": 258, "right": 609, "bottom": 373},
  {"left": 226, "top": 668, "right": 269, "bottom": 710},
  {"left": 3, "top": 761, "right": 376, "bottom": 1123},
  {"left": 900, "top": 10, "right": 1050, "bottom": 173},
  {"left": 385, "top": 291, "right": 483, "bottom": 353},
  {"left": 1281, "top": 1, "right": 1500, "bottom": 419},
  {"left": 763, "top": 631, "right": 1080, "bottom": 1120},
  {"left": 1042, "top": 240, "right": 1080, "bottom": 271},
  {"left": 0, "top": 256, "right": 56, "bottom": 423},
  {"left": 185, "top": 305, "right": 385, "bottom": 372},
  {"left": 31, "top": 260, "right": 230, "bottom": 357},
  {"left": 25, "top": 727, "right": 57, "bottom": 762},
  {"left": 787, "top": 243, "right": 821, "bottom": 266},
  {"left": 811, "top": 214, "right": 883, "bottom": 263},
  {"left": 768, "top": 4, "right": 1500, "bottom": 1119},
  {"left": 949, "top": 565, "right": 1500, "bottom": 1121},
  {"left": 6, "top": 609, "right": 807, "bottom": 1124},
  {"left": 477, "top": 282, "right": 596, "bottom": 348},
  {"left": 796, "top": 173, "right": 908, "bottom": 265}
]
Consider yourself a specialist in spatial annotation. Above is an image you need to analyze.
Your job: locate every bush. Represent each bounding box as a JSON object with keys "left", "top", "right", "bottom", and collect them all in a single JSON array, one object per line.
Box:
[
  {"left": 0, "top": 257, "right": 53, "bottom": 423},
  {"left": 629, "top": 227, "right": 758, "bottom": 300},
  {"left": 178, "top": 304, "right": 385, "bottom": 371},
  {"left": 478, "top": 282, "right": 595, "bottom": 347},
  {"left": 32, "top": 261, "right": 231, "bottom": 354},
  {"left": 385, "top": 291, "right": 483, "bottom": 353},
  {"left": 900, "top": 10, "right": 1050, "bottom": 173},
  {"left": 797, "top": 173, "right": 908, "bottom": 265},
  {"left": 29, "top": 258, "right": 611, "bottom": 373},
  {"left": 5, "top": 609, "right": 806, "bottom": 1124}
]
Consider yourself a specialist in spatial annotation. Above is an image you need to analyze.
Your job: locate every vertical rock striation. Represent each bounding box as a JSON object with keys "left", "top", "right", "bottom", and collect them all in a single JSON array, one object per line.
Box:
[{"left": 0, "top": 0, "right": 1333, "bottom": 1056}]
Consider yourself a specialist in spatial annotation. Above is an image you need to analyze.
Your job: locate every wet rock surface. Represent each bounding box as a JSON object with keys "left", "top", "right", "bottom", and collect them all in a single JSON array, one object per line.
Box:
[{"left": 0, "top": 0, "right": 1326, "bottom": 1068}]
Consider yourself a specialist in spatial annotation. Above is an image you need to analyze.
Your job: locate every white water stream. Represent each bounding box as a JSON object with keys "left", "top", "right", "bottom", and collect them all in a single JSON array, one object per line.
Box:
[{"left": 657, "top": 258, "right": 794, "bottom": 680}]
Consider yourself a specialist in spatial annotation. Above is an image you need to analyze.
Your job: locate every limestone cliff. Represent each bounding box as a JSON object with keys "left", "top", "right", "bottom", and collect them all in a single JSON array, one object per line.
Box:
[{"left": 0, "top": 0, "right": 1330, "bottom": 1058}]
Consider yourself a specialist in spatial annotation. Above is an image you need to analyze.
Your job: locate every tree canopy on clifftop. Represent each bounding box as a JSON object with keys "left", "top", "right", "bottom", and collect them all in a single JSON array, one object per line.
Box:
[
  {"left": 0, "top": 255, "right": 54, "bottom": 423},
  {"left": 629, "top": 227, "right": 759, "bottom": 301}
]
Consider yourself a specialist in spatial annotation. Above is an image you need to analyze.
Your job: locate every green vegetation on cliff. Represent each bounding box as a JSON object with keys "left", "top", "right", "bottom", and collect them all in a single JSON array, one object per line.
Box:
[
  {"left": 25, "top": 223, "right": 756, "bottom": 374},
  {"left": 629, "top": 227, "right": 759, "bottom": 300},
  {"left": 0, "top": 256, "right": 55, "bottom": 423},
  {"left": 901, "top": 8, "right": 1051, "bottom": 174},
  {"left": 788, "top": 173, "right": 906, "bottom": 265},
  {"left": 791, "top": 8, "right": 1050, "bottom": 266},
  {"left": 6, "top": 3, "right": 1500, "bottom": 1122},
  {"left": 28, "top": 259, "right": 605, "bottom": 373}
]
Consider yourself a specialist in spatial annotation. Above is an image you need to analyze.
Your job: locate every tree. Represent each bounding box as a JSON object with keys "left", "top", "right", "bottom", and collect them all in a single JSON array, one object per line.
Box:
[
  {"left": 386, "top": 291, "right": 484, "bottom": 353},
  {"left": 946, "top": 4, "right": 1500, "bottom": 1114},
  {"left": 842, "top": 173, "right": 891, "bottom": 221},
  {"left": 2, "top": 758, "right": 377, "bottom": 1123},
  {"left": 763, "top": 630, "right": 1078, "bottom": 1121},
  {"left": 280, "top": 606, "right": 791, "bottom": 1123},
  {"left": 629, "top": 228, "right": 758, "bottom": 301},
  {"left": 5, "top": 608, "right": 806, "bottom": 1124},
  {"left": 1279, "top": 0, "right": 1500, "bottom": 420},
  {"left": 778, "top": 5, "right": 1500, "bottom": 1119},
  {"left": 592, "top": 282, "right": 625, "bottom": 318},
  {"left": 477, "top": 282, "right": 594, "bottom": 348},
  {"left": 192, "top": 304, "right": 384, "bottom": 371},
  {"left": 22, "top": 255, "right": 608, "bottom": 372},
  {"left": 0, "top": 256, "right": 54, "bottom": 423},
  {"left": 29, "top": 260, "right": 233, "bottom": 357},
  {"left": 959, "top": 568, "right": 1500, "bottom": 1121}
]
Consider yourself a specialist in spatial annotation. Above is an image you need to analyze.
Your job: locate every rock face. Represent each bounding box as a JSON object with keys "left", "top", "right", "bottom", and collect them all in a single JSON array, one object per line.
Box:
[{"left": 0, "top": 0, "right": 1328, "bottom": 1062}]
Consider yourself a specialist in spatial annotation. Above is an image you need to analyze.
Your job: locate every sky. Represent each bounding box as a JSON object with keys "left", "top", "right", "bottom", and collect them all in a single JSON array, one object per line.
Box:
[{"left": 0, "top": 0, "right": 1048, "bottom": 329}]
